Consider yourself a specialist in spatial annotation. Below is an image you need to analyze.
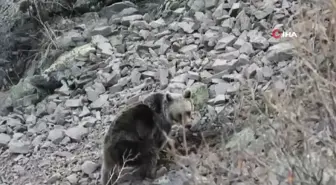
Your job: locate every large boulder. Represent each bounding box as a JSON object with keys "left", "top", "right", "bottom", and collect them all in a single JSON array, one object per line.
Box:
[
  {"left": 9, "top": 77, "right": 49, "bottom": 108},
  {"left": 0, "top": 74, "right": 62, "bottom": 115}
]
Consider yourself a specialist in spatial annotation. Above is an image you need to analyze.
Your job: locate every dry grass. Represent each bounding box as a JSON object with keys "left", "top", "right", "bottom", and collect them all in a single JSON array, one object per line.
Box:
[{"left": 162, "top": 0, "right": 336, "bottom": 184}]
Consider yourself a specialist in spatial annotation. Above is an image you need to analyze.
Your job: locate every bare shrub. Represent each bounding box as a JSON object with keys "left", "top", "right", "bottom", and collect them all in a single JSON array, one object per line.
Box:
[
  {"left": 166, "top": 0, "right": 336, "bottom": 184},
  {"left": 226, "top": 0, "right": 336, "bottom": 184},
  {"left": 105, "top": 151, "right": 140, "bottom": 185}
]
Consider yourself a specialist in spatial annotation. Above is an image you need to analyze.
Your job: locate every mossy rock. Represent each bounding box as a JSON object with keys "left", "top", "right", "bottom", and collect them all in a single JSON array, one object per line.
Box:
[
  {"left": 189, "top": 82, "right": 209, "bottom": 110},
  {"left": 9, "top": 77, "right": 48, "bottom": 108}
]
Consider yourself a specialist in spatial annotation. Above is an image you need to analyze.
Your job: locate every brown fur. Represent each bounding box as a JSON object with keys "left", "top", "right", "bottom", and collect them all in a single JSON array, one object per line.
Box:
[{"left": 101, "top": 90, "right": 193, "bottom": 185}]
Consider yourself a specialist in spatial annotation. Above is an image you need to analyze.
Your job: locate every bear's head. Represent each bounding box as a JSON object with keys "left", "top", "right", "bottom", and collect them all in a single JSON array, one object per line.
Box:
[{"left": 163, "top": 90, "right": 194, "bottom": 126}]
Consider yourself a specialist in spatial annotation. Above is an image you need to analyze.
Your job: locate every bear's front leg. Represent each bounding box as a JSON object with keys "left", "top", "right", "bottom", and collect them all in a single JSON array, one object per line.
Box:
[{"left": 138, "top": 143, "right": 159, "bottom": 179}]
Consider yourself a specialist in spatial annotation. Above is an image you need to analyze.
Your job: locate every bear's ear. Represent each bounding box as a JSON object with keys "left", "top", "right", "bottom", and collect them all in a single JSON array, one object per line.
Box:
[
  {"left": 166, "top": 93, "right": 173, "bottom": 102},
  {"left": 183, "top": 90, "right": 191, "bottom": 99}
]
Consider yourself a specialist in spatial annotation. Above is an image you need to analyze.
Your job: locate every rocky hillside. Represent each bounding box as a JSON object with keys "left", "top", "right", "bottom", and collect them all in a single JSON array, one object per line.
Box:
[{"left": 1, "top": 0, "right": 336, "bottom": 185}]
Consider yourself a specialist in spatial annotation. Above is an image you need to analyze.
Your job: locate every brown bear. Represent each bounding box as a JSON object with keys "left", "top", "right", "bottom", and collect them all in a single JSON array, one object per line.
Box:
[{"left": 100, "top": 90, "right": 193, "bottom": 185}]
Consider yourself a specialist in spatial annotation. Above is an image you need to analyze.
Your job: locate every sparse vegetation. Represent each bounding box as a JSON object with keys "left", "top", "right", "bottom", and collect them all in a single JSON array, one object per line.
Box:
[
  {"left": 1, "top": 0, "right": 336, "bottom": 184},
  {"left": 145, "top": 0, "right": 336, "bottom": 184}
]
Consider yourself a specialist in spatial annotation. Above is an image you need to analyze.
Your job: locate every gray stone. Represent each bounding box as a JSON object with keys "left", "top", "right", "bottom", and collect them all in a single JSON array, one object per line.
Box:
[
  {"left": 236, "top": 10, "right": 251, "bottom": 31},
  {"left": 250, "top": 34, "right": 269, "bottom": 50},
  {"left": 73, "top": 0, "right": 99, "bottom": 12},
  {"left": 48, "top": 129, "right": 65, "bottom": 144},
  {"left": 194, "top": 11, "right": 206, "bottom": 22},
  {"left": 67, "top": 174, "right": 78, "bottom": 184},
  {"left": 226, "top": 127, "right": 255, "bottom": 150},
  {"left": 93, "top": 82, "right": 106, "bottom": 93},
  {"left": 0, "top": 124, "right": 6, "bottom": 133},
  {"left": 81, "top": 161, "right": 99, "bottom": 175},
  {"left": 0, "top": 133, "right": 11, "bottom": 147},
  {"left": 35, "top": 120, "right": 48, "bottom": 133},
  {"left": 80, "top": 116, "right": 97, "bottom": 127},
  {"left": 99, "top": 1, "right": 137, "bottom": 19},
  {"left": 79, "top": 106, "right": 91, "bottom": 118},
  {"left": 239, "top": 42, "right": 254, "bottom": 56},
  {"left": 159, "top": 42, "right": 171, "bottom": 55},
  {"left": 131, "top": 69, "right": 141, "bottom": 86},
  {"left": 159, "top": 67, "right": 169, "bottom": 89},
  {"left": 117, "top": 77, "right": 130, "bottom": 87},
  {"left": 8, "top": 140, "right": 31, "bottom": 154},
  {"left": 173, "top": 7, "right": 185, "bottom": 14},
  {"left": 282, "top": 0, "right": 290, "bottom": 8},
  {"left": 233, "top": 38, "right": 245, "bottom": 49},
  {"left": 142, "top": 71, "right": 157, "bottom": 79},
  {"left": 85, "top": 83, "right": 106, "bottom": 102},
  {"left": 273, "top": 79, "right": 286, "bottom": 91},
  {"left": 12, "top": 133, "right": 24, "bottom": 140},
  {"left": 109, "top": 84, "right": 123, "bottom": 94},
  {"left": 90, "top": 26, "right": 113, "bottom": 37},
  {"left": 150, "top": 18, "right": 166, "bottom": 29},
  {"left": 121, "top": 15, "right": 143, "bottom": 26},
  {"left": 238, "top": 54, "right": 249, "bottom": 64},
  {"left": 46, "top": 173, "right": 61, "bottom": 184},
  {"left": 90, "top": 94, "right": 109, "bottom": 109},
  {"left": 225, "top": 46, "right": 237, "bottom": 52},
  {"left": 132, "top": 20, "right": 151, "bottom": 30},
  {"left": 215, "top": 34, "right": 236, "bottom": 50},
  {"left": 217, "top": 50, "right": 240, "bottom": 60},
  {"left": 109, "top": 35, "right": 123, "bottom": 46},
  {"left": 266, "top": 42, "right": 294, "bottom": 62},
  {"left": 222, "top": 73, "right": 243, "bottom": 82},
  {"left": 55, "top": 83, "right": 71, "bottom": 96},
  {"left": 212, "top": 3, "right": 227, "bottom": 19},
  {"left": 177, "top": 22, "right": 195, "bottom": 34},
  {"left": 139, "top": 30, "right": 151, "bottom": 40},
  {"left": 205, "top": 0, "right": 218, "bottom": 9},
  {"left": 253, "top": 4, "right": 274, "bottom": 20},
  {"left": 214, "top": 82, "right": 240, "bottom": 95},
  {"left": 36, "top": 102, "right": 48, "bottom": 117},
  {"left": 91, "top": 35, "right": 113, "bottom": 56},
  {"left": 99, "top": 71, "right": 121, "bottom": 87},
  {"left": 261, "top": 66, "right": 273, "bottom": 79},
  {"left": 6, "top": 118, "right": 22, "bottom": 128},
  {"left": 204, "top": 29, "right": 219, "bottom": 42},
  {"left": 180, "top": 44, "right": 198, "bottom": 53},
  {"left": 213, "top": 94, "right": 228, "bottom": 105},
  {"left": 168, "top": 22, "right": 180, "bottom": 32},
  {"left": 46, "top": 101, "right": 57, "bottom": 115},
  {"left": 55, "top": 30, "right": 83, "bottom": 48},
  {"left": 65, "top": 126, "right": 89, "bottom": 141},
  {"left": 32, "top": 135, "right": 44, "bottom": 146},
  {"left": 65, "top": 98, "right": 83, "bottom": 108},
  {"left": 229, "top": 2, "right": 242, "bottom": 16},
  {"left": 86, "top": 90, "right": 100, "bottom": 102},
  {"left": 188, "top": 0, "right": 205, "bottom": 11},
  {"left": 187, "top": 71, "right": 200, "bottom": 81},
  {"left": 25, "top": 115, "right": 37, "bottom": 125},
  {"left": 243, "top": 63, "right": 260, "bottom": 79},
  {"left": 211, "top": 59, "right": 237, "bottom": 72},
  {"left": 171, "top": 74, "right": 188, "bottom": 84},
  {"left": 119, "top": 7, "right": 138, "bottom": 16},
  {"left": 221, "top": 18, "right": 235, "bottom": 32}
]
